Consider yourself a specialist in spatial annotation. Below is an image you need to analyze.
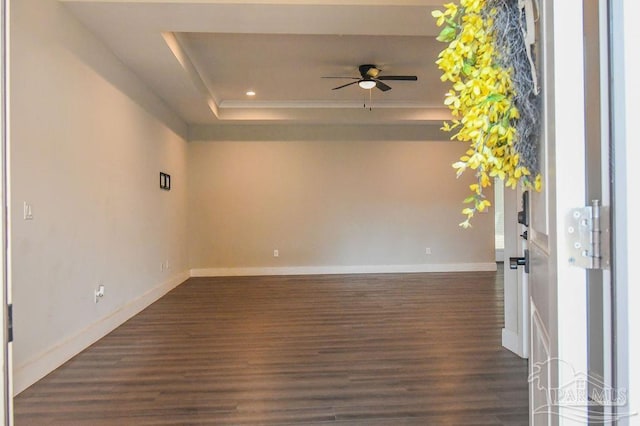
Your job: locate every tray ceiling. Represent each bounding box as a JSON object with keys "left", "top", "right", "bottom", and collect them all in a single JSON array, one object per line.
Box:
[{"left": 62, "top": 0, "right": 452, "bottom": 128}]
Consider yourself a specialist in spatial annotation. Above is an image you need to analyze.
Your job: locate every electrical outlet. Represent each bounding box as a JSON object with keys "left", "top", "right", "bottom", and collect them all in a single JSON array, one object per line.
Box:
[
  {"left": 273, "top": 249, "right": 279, "bottom": 257},
  {"left": 94, "top": 284, "right": 105, "bottom": 303},
  {"left": 23, "top": 202, "right": 33, "bottom": 220},
  {"left": 425, "top": 247, "right": 432, "bottom": 255}
]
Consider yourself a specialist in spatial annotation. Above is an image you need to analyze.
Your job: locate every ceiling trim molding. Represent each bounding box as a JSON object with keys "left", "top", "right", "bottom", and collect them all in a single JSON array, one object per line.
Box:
[
  {"left": 212, "top": 107, "right": 452, "bottom": 123},
  {"left": 219, "top": 100, "right": 446, "bottom": 109},
  {"left": 188, "top": 123, "right": 449, "bottom": 142},
  {"left": 164, "top": 32, "right": 220, "bottom": 118}
]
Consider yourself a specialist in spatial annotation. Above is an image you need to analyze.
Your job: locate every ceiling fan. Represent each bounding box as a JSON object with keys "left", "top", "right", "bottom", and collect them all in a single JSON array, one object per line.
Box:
[{"left": 323, "top": 64, "right": 418, "bottom": 92}]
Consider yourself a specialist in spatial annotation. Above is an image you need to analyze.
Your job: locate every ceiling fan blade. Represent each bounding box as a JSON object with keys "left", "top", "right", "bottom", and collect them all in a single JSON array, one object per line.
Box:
[
  {"left": 322, "top": 76, "right": 360, "bottom": 80},
  {"left": 332, "top": 81, "right": 360, "bottom": 90},
  {"left": 377, "top": 75, "right": 418, "bottom": 81},
  {"left": 375, "top": 80, "right": 392, "bottom": 92}
]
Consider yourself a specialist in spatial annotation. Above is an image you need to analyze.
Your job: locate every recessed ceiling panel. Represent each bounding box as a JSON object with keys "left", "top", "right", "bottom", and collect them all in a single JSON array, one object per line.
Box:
[{"left": 179, "top": 32, "right": 447, "bottom": 105}]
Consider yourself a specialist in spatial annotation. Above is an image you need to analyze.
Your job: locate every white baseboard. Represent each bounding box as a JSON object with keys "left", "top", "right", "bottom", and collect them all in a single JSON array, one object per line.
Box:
[
  {"left": 502, "top": 328, "right": 527, "bottom": 359},
  {"left": 13, "top": 271, "right": 189, "bottom": 396},
  {"left": 191, "top": 262, "right": 497, "bottom": 277}
]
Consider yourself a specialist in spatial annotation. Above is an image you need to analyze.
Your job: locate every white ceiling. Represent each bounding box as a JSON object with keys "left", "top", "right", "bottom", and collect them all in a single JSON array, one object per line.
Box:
[{"left": 62, "top": 0, "right": 451, "bottom": 129}]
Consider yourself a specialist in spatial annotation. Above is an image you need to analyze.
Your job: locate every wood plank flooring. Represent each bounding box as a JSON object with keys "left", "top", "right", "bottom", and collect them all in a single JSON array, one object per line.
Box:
[{"left": 14, "top": 267, "right": 528, "bottom": 425}]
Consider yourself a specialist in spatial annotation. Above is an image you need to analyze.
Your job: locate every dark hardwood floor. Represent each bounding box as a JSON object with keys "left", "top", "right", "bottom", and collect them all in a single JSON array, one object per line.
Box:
[{"left": 15, "top": 267, "right": 528, "bottom": 425}]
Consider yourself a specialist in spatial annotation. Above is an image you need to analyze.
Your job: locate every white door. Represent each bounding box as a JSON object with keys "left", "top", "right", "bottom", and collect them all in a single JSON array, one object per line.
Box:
[
  {"left": 529, "top": 0, "right": 618, "bottom": 424},
  {"left": 529, "top": 0, "right": 589, "bottom": 424},
  {"left": 502, "top": 184, "right": 529, "bottom": 359}
]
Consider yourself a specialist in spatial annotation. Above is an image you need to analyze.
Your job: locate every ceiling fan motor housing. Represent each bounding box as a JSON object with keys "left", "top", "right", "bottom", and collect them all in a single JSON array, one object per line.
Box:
[{"left": 359, "top": 64, "right": 380, "bottom": 78}]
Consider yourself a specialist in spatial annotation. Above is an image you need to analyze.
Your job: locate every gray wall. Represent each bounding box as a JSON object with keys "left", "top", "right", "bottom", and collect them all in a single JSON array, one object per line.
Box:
[
  {"left": 188, "top": 139, "right": 495, "bottom": 273},
  {"left": 11, "top": 0, "right": 189, "bottom": 393}
]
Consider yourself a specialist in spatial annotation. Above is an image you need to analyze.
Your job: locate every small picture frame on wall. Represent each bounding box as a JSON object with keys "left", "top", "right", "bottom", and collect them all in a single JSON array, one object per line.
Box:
[{"left": 160, "top": 172, "right": 171, "bottom": 191}]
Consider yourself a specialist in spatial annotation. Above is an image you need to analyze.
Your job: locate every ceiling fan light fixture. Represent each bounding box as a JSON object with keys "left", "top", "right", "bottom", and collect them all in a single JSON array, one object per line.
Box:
[{"left": 358, "top": 80, "right": 376, "bottom": 90}]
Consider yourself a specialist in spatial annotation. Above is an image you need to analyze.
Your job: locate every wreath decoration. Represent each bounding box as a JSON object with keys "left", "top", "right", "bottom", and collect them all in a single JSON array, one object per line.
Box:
[{"left": 432, "top": 0, "right": 542, "bottom": 227}]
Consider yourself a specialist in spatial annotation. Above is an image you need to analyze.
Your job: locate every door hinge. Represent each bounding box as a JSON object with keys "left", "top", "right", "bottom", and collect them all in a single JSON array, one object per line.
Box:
[
  {"left": 567, "top": 200, "right": 610, "bottom": 269},
  {"left": 7, "top": 304, "right": 12, "bottom": 343}
]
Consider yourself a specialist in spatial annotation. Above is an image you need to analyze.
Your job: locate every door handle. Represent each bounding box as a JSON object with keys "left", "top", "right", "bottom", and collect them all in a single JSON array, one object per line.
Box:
[{"left": 509, "top": 249, "right": 530, "bottom": 273}]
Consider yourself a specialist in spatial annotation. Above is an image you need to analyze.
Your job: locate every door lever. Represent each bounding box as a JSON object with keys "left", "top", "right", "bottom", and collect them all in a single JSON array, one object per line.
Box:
[{"left": 509, "top": 249, "right": 530, "bottom": 273}]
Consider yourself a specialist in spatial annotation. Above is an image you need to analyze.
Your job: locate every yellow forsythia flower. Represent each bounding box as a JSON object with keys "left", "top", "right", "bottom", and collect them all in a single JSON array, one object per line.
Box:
[{"left": 432, "top": 0, "right": 542, "bottom": 227}]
